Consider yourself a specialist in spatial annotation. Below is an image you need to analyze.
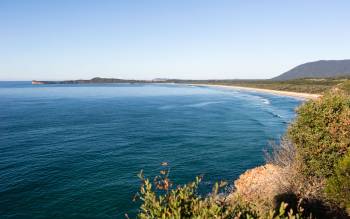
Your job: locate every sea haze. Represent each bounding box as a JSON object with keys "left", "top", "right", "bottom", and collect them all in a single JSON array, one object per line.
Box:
[{"left": 0, "top": 82, "right": 301, "bottom": 218}]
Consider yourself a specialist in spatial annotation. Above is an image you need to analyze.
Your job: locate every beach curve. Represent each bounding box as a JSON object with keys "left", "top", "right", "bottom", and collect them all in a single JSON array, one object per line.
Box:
[{"left": 189, "top": 84, "right": 321, "bottom": 100}]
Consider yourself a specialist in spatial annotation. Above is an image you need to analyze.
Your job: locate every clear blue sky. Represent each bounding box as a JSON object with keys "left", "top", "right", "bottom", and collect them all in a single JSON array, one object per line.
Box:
[{"left": 1, "top": 0, "right": 349, "bottom": 80}]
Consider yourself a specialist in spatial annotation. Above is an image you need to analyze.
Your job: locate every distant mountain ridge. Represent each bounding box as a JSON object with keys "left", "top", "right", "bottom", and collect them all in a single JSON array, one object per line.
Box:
[{"left": 273, "top": 60, "right": 350, "bottom": 80}]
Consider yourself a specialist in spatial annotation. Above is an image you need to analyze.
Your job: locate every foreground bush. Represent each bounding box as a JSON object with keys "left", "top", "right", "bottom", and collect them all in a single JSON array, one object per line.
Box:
[
  {"left": 132, "top": 166, "right": 306, "bottom": 219},
  {"left": 325, "top": 153, "right": 350, "bottom": 214},
  {"left": 284, "top": 90, "right": 350, "bottom": 217},
  {"left": 288, "top": 90, "right": 350, "bottom": 178}
]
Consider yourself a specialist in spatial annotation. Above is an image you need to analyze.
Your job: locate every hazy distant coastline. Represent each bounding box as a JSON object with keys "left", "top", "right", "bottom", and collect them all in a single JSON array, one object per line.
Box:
[
  {"left": 31, "top": 76, "right": 331, "bottom": 99},
  {"left": 31, "top": 77, "right": 156, "bottom": 85}
]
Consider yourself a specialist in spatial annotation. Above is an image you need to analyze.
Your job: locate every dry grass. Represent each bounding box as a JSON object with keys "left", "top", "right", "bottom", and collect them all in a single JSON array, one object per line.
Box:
[
  {"left": 265, "top": 138, "right": 296, "bottom": 168},
  {"left": 265, "top": 139, "right": 325, "bottom": 201},
  {"left": 228, "top": 164, "right": 292, "bottom": 214},
  {"left": 228, "top": 139, "right": 327, "bottom": 216}
]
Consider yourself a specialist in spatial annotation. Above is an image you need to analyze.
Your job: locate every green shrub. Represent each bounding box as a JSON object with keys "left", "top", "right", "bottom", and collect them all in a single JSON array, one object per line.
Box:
[
  {"left": 288, "top": 90, "right": 350, "bottom": 178},
  {"left": 131, "top": 167, "right": 306, "bottom": 219},
  {"left": 325, "top": 153, "right": 350, "bottom": 213},
  {"left": 135, "top": 169, "right": 257, "bottom": 219},
  {"left": 338, "top": 80, "right": 350, "bottom": 95}
]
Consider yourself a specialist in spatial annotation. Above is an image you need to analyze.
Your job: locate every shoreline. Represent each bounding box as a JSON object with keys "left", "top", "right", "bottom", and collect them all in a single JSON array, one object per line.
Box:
[{"left": 188, "top": 84, "right": 321, "bottom": 100}]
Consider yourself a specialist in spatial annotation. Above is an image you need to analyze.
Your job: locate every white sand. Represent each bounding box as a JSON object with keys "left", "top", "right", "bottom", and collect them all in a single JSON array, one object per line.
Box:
[{"left": 190, "top": 84, "right": 321, "bottom": 100}]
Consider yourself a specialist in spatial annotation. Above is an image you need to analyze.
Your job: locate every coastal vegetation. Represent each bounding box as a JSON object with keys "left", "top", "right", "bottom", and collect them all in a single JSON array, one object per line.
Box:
[
  {"left": 132, "top": 87, "right": 350, "bottom": 218},
  {"left": 132, "top": 166, "right": 305, "bottom": 219},
  {"left": 184, "top": 77, "right": 350, "bottom": 94},
  {"left": 288, "top": 90, "right": 350, "bottom": 178}
]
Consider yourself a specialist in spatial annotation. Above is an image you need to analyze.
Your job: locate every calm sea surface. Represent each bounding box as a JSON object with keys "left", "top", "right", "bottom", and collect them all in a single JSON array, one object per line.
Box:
[{"left": 0, "top": 82, "right": 302, "bottom": 218}]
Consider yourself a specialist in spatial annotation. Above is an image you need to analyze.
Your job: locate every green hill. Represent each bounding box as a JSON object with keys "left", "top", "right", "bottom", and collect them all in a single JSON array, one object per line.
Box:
[{"left": 273, "top": 60, "right": 350, "bottom": 80}]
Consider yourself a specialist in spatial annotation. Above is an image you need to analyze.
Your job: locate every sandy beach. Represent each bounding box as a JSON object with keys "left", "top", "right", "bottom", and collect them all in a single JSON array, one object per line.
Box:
[{"left": 190, "top": 84, "right": 321, "bottom": 100}]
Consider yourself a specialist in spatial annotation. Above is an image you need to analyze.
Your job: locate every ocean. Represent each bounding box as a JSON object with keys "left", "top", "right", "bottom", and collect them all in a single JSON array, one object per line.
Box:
[{"left": 0, "top": 82, "right": 301, "bottom": 218}]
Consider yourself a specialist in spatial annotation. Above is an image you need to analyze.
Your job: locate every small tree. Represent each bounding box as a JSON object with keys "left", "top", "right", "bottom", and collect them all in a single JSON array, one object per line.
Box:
[{"left": 288, "top": 90, "right": 350, "bottom": 178}]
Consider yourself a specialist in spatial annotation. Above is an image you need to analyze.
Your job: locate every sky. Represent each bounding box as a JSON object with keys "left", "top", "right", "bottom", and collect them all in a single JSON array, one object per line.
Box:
[{"left": 0, "top": 0, "right": 350, "bottom": 80}]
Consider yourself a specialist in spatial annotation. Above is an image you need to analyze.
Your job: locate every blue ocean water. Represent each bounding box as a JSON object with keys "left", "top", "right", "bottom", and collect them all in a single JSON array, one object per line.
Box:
[{"left": 0, "top": 82, "right": 301, "bottom": 218}]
